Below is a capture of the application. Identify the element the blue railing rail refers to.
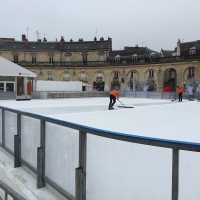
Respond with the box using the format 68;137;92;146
1;105;200;200
0;180;26;200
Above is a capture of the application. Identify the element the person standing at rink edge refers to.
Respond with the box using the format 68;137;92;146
176;86;184;102
109;88;120;110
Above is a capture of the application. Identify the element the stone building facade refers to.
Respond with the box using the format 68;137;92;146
0;35;200;92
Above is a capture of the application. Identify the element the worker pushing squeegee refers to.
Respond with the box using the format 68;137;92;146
108;88;134;110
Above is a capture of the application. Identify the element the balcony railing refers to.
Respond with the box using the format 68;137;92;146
16;54;200;68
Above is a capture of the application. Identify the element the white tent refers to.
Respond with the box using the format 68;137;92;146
0;56;36;77
0;56;37;100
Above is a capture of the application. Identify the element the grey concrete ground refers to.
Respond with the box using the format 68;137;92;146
0;147;67;200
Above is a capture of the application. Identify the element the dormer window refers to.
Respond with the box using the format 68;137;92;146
115;55;120;62
150;52;156;58
190;47;196;55
132;54;138;61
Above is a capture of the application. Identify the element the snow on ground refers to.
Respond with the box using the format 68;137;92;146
0;97;200;200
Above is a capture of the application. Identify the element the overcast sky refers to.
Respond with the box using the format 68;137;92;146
1;0;200;51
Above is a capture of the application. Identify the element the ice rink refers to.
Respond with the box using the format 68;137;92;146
1;97;200;200
1;97;200;143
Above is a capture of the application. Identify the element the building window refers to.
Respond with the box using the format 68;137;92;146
79;73;87;82
49;56;54;64
0;83;4;91
189;47;196;55
47;72;53;81
6;83;14;92
0;82;15;92
131;71;136;78
13;55;18;63
32;56;37;64
188;67;195;78
99;55;104;62
63;73;70;81
96;76;102;82
149;70;154;78
114;71;119;79
65;56;71;63
79;77;87;82
82;55;87;64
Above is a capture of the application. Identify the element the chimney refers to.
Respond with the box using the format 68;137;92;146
22;34;27;41
43;37;47;42
108;37;112;51
22;34;28;47
60;36;65;42
60;36;65;46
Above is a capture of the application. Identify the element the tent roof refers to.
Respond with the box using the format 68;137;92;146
0;56;37;78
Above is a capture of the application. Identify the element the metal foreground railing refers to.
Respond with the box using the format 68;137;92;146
1;105;200;200
0;180;26;200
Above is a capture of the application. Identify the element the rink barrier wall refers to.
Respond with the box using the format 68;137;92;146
1;106;200;200
31;90;199;101
1;91;199;102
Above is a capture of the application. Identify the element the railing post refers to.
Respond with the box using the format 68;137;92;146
172;149;179;200
75;129;87;200
14;113;21;168
37;120;45;188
